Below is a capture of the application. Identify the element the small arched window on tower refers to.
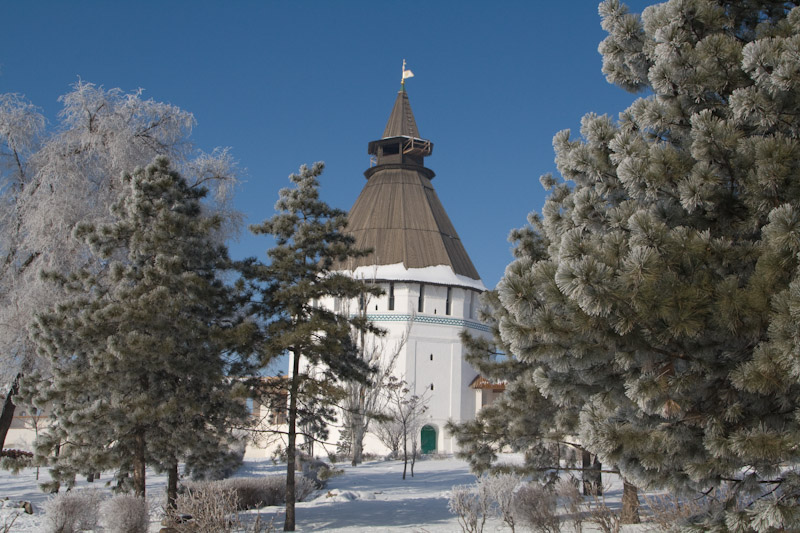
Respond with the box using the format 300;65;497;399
388;282;395;311
418;283;425;313
430;383;434;391
445;287;452;315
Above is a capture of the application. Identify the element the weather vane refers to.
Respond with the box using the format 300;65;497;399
401;59;414;88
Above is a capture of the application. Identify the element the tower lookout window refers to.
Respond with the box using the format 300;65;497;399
445;287;452;315
418;283;425;313
388;282;395;311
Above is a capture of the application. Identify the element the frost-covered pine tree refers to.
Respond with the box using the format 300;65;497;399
447;291;572;477
239;162;380;531
493;0;800;529
0;82;239;449
447;289;604;497
22;157;251;508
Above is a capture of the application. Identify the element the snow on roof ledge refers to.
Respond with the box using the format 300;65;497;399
341;263;487;291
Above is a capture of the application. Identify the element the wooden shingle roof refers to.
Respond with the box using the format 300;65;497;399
382;89;420;139
342;90;482;282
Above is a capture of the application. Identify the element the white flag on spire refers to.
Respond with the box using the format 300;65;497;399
402;68;414;80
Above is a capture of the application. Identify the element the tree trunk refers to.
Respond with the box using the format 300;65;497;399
351;409;365;467
167;459;178;511
132;430;146;498
581;449;592;495
401;433;408;480
592;455;602;496
621;479;640;524
0;374;22;450
581;450;602;496
351;323;368;467
284;351;301;531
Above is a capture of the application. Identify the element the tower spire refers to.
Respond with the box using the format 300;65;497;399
343;82;482;283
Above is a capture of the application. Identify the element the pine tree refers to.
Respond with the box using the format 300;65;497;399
447;290;598;492
490;1;800;529
22;157;251;507
239;162;380;531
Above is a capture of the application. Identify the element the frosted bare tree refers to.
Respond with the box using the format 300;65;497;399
341;283;411;466
0;82;240;449
382;376;429;480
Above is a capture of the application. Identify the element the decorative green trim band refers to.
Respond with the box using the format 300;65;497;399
364;313;491;333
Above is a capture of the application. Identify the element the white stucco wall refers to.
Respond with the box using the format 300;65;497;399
310;269;492;455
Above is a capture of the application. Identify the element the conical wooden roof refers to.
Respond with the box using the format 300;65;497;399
382;89;420;139
343;90;481;283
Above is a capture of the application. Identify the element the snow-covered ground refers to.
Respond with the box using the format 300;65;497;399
0;455;650;532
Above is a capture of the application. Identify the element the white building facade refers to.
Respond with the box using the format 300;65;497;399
319;85;493;455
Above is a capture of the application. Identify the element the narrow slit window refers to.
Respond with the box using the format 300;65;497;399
445;287;452;315
430;383;434;391
430;353;433;361
418;283;425;313
388;282;395;311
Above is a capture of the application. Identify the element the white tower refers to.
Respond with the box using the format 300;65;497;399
338;83;491;453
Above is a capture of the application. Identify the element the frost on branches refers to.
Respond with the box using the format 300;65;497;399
22;158;251;508
468;1;800;530
0;82;240;448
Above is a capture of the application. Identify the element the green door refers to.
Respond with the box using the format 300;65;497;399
421;425;436;454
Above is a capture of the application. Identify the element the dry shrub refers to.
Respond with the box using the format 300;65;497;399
170;481;287;533
1;512;20;533
485;473;522;532
582;486;620;533
448;480;492;533
42;489;102;533
556;477;585;532
100;493;149;533
642;490;736;532
171;484;240;533
317;466;344;483
182;475;315;513
513;482;561;533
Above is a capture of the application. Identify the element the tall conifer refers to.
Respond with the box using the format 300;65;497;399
240;162;380;531
24;157;251;507
473;1;800;529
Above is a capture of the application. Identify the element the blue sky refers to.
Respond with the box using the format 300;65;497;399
2;0;654;289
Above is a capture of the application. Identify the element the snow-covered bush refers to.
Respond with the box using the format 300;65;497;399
184;475;315;511
448;479;492;533
555;478;584;532
484;473;522;532
513;482;560;533
317;466;344;484
42;489;102;533
171;485;239;533
299;456;339;489
99;493;149;533
221;478;282;509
